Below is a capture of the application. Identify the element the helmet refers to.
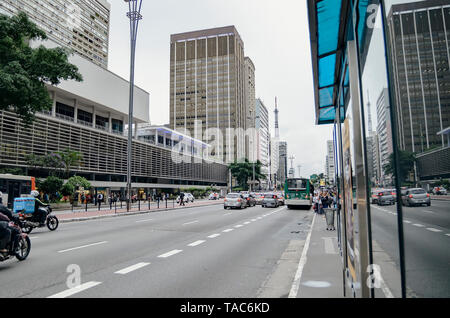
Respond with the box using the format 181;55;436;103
30;190;40;198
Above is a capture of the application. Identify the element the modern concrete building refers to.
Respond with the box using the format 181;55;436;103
0;0;111;69
325;140;335;183
244;57;256;161
255;98;270;189
0;37;228;200
376;88;393;186
277;141;287;187
169;26;247;163
388;0;450;154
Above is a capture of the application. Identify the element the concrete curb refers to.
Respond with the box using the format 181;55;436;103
58;201;224;223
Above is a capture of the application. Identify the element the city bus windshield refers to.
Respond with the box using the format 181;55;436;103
286;179;307;190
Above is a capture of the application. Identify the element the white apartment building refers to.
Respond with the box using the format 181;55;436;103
255;98;270;189
325;140;335;183
0;0;110;68
376;88;393;186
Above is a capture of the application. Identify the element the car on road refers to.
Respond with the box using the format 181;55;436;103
254;193;265;205
224;193;246;209
262;194;279;208
276;193;285;206
432;187;448;195
242;193;256;207
402;188;430;207
371;190;382;204
377;190;395;206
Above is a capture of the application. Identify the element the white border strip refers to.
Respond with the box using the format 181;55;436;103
288;213;316;298
58;241;108;253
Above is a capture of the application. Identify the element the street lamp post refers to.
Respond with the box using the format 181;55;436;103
125;0;143;211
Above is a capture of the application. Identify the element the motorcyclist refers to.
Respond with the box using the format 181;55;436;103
0;191;20;260
30;190;49;226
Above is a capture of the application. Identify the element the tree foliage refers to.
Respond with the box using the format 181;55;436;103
228;159;265;191
0;12;82;124
60;176;91;197
37;176;63;201
25;149;83;177
383;150;415;185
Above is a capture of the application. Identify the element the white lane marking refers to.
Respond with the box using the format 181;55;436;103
182;220;198;226
422;210;435;214
289;213;316;298
115;262;150;274
322;237;337;254
412;224;424;227
235;224;243;228
58;241;108;253
188;240;206;247
446;234;450;237
29;236;39;239
426;228;442;233
223;229;233;233
403;220;411;224
47;281;102;298
251;219;257;221
208;234;220;238
379;274;394;298
136;218;153;223
223;213;232;216
158;249;183;258
244;222;250;225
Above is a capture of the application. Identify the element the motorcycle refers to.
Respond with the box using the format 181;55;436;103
18;205;59;234
0;218;31;262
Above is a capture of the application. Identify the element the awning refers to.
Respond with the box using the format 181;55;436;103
307;0;375;125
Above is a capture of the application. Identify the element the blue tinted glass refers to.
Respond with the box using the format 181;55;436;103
319;87;334;107
319;53;336;88
319;106;335;123
317;0;343;56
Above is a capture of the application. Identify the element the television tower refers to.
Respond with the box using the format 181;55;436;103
274;97;279;138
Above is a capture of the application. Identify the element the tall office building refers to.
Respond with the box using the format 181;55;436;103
0;0;110;69
388;0;450;154
244;57;256;161
278;141;287;187
255;98;270;188
169;26;247;163
325;140;335;183
376;88;393;185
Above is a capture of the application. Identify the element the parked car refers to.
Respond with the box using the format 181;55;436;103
402;188;430;207
224;193;246;209
433;187;448;195
262;193;279;208
276;193;285;206
242;193;256;207
377;190;395;206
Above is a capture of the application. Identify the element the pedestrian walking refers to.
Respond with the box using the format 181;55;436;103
179;192;185;206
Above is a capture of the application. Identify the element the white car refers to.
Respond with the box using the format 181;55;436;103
177;193;194;203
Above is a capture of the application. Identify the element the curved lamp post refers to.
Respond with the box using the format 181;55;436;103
125;0;143;211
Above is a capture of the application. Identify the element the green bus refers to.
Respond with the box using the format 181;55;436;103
284;178;313;209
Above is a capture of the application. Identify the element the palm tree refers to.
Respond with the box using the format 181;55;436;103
56;148;83;178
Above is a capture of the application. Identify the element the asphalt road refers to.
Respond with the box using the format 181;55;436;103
370;199;450;298
0;203;312;298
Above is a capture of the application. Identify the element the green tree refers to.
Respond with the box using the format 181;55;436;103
383;150;415;185
60;176;91;200
37;176;63;201
56;148;83;178
228;159;265;191
0;12;82;124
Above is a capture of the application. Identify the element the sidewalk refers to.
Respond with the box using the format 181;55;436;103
55;199;224;223
430;195;450;201
293;211;344;298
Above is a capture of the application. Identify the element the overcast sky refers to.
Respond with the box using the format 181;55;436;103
107;0;334;178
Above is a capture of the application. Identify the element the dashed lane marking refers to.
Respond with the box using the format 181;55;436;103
58;241;108;253
114;262;150;275
188;240;205;247
158;249;183;258
47;281;102;298
426;228;442;233
412;224;424;227
207;234;220;238
223;229;233;233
